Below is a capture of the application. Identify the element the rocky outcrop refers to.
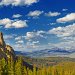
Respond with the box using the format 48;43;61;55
0;32;6;47
0;32;15;60
0;32;34;70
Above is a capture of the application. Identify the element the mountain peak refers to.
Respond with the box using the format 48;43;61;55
0;32;5;46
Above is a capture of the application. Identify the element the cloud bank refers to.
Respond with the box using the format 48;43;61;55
49;23;75;37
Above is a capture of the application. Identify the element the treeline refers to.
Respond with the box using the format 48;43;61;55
0;57;75;75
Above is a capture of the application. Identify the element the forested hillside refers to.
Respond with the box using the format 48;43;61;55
0;57;75;75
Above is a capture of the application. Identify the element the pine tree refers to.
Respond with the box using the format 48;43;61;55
0;60;2;75
22;66;28;75
1;58;8;75
7;57;15;75
15;56;23;75
33;66;37;75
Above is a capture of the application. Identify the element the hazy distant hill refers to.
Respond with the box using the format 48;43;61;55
15;48;75;58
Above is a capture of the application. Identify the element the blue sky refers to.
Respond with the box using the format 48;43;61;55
0;0;75;52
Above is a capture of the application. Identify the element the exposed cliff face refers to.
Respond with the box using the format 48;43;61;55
0;32;15;60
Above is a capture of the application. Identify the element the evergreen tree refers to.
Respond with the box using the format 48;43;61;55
7;57;15;75
15;56;23;75
1;58;8;75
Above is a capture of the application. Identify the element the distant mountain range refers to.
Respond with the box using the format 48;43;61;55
15;48;75;58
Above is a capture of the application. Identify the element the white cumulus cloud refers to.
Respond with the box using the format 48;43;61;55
45;12;61;17
57;13;75;23
28;10;43;17
0;0;39;6
12;14;22;18
0;18;28;28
